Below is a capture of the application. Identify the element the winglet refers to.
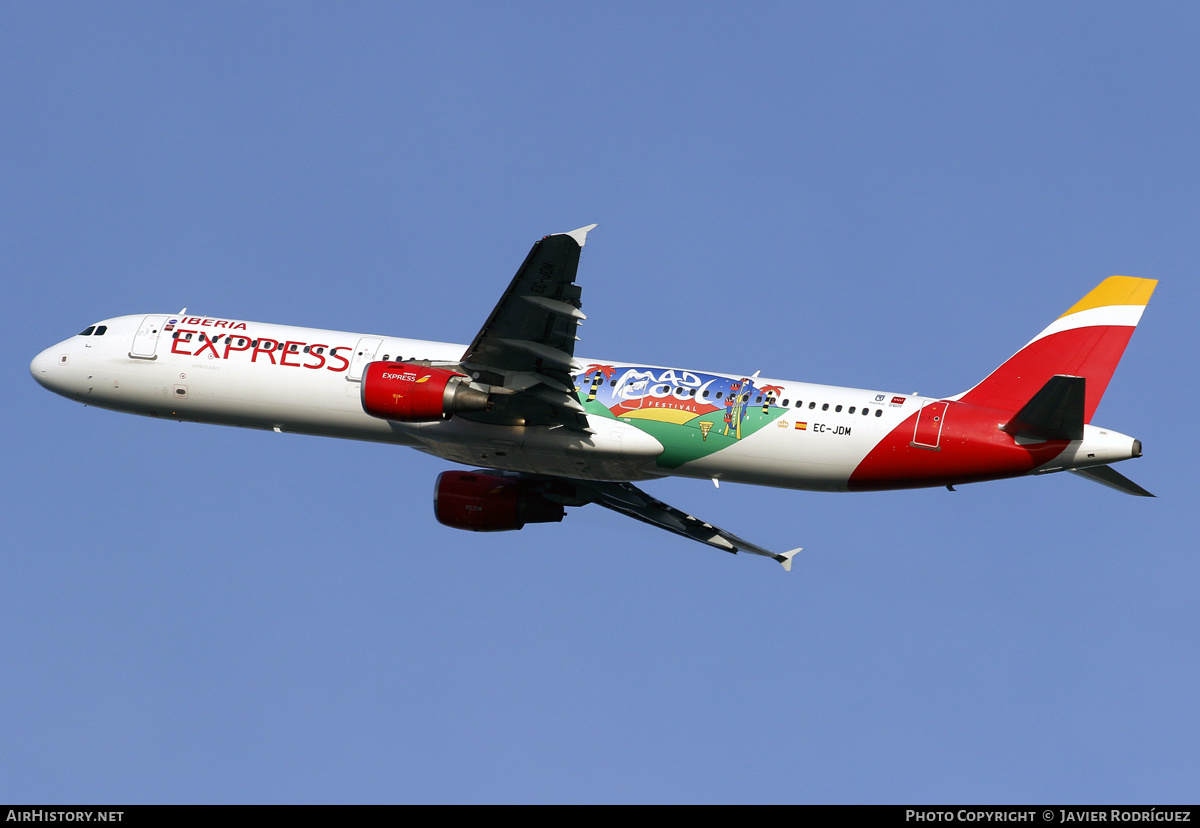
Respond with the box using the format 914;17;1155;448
561;224;598;247
774;548;802;572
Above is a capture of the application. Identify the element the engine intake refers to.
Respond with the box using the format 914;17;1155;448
361;361;489;422
434;471;566;532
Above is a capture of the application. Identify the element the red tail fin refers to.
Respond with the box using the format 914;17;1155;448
958;276;1157;421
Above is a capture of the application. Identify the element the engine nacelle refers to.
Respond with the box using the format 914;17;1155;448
434;471;566;532
361;362;489;422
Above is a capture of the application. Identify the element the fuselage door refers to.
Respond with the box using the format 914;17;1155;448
347;336;384;381
912;400;948;450
129;315;171;360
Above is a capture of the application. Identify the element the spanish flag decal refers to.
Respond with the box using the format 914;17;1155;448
795;422;807;430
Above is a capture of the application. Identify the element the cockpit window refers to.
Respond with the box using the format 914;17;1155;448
79;326;96;336
95;325;107;335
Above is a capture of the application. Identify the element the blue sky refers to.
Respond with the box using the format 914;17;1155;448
3;2;1198;803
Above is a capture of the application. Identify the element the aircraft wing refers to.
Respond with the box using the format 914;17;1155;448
459;225;597;430
573;479;801;570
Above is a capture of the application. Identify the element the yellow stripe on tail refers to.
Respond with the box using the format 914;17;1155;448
1059;276;1157;318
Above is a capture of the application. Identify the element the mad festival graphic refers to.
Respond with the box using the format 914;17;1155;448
574;364;787;468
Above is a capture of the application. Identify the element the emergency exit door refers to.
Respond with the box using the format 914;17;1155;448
912;401;948;450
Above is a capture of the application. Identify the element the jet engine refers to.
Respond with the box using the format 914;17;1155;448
361;361;490;422
434;471;566;532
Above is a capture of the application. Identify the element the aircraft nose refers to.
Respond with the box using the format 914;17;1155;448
30;344;71;395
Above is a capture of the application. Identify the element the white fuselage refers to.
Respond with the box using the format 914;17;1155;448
31;312;1141;493
31;313;927;490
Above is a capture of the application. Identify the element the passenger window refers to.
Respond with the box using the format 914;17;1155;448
835;405;842;413
809;401;816;409
755;396;762;403
716;392;723;399
794;400;802;408
849;406;856;414
304;346;311;353
875;409;882;417
822;403;829;411
782;399;789;407
863;407;870;416
702;390;709;398
79;326;95;336
610;380;616;387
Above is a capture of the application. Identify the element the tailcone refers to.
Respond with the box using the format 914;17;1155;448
1054;424;1142;472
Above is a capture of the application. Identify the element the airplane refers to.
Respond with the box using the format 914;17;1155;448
30;225;1156;570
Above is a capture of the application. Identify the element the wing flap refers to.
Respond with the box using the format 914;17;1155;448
459;226;597;430
462;227;591;378
578;480;801;569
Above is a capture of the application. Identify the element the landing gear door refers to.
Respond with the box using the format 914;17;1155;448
129;315;171;359
347;336;384;381
912;400;948;450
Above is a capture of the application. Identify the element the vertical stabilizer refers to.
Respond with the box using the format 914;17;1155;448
958;276;1156;420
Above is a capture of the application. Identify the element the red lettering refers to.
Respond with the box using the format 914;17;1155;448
201;319;213;327
214;320;227;329
304;344;327;370
224;336;251;359
233;322;246;330
194;334;221;359
279;341;304;367
327;346;350;373
252;338;279;364
171;330;195;356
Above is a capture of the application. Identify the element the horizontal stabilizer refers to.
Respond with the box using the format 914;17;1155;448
1002;375;1085;441
1070;464;1155;497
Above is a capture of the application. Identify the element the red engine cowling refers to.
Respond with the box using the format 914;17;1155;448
434;471;566;532
361;361;489;422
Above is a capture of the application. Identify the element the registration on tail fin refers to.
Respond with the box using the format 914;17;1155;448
959;276;1157;420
